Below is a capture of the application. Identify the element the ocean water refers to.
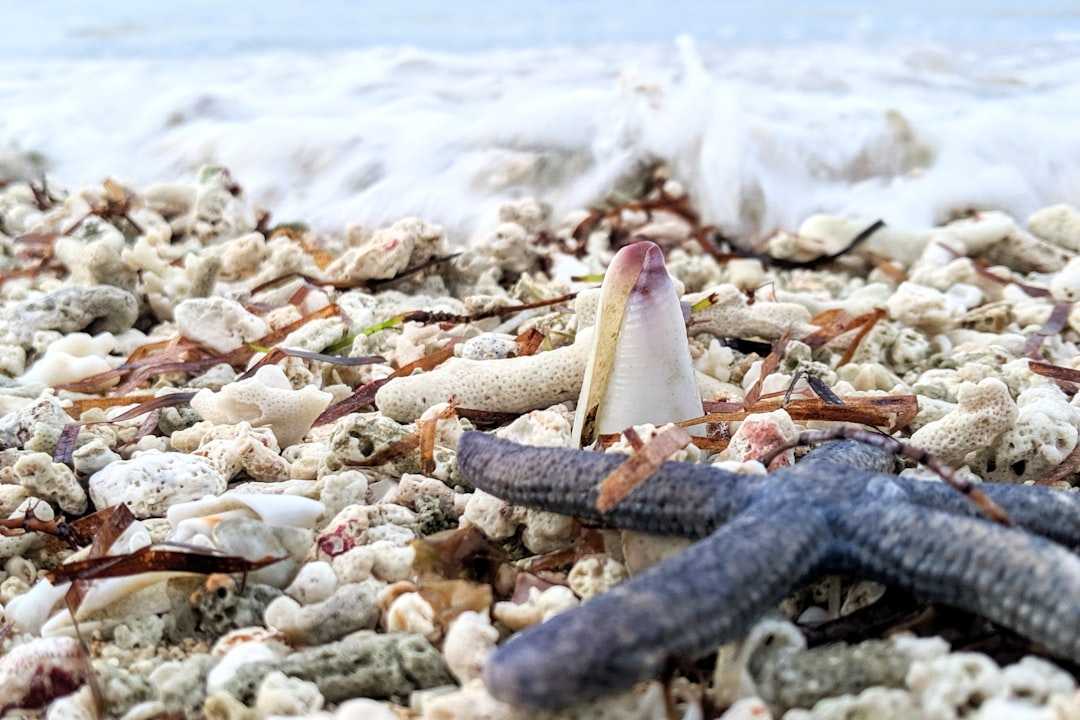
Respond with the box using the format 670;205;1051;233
2;2;1079;242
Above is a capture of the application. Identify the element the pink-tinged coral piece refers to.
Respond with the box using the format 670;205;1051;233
0;637;88;714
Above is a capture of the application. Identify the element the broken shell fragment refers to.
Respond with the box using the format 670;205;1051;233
572;241;704;445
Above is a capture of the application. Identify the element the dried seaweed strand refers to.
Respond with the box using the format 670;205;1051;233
596;425;692;513
743;219;886;270
1021;302;1071;360
758;427;1012;526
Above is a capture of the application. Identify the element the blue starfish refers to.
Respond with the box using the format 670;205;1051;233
456;431;1080;710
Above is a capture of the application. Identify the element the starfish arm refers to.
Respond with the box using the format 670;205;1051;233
482;502;832;709
889;475;1080;551
830;500;1080;665
457;431;750;538
796;439;896;474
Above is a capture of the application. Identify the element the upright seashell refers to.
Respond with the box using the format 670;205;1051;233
572;241;704;445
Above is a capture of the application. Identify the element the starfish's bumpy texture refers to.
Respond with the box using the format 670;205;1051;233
457;431;1080;710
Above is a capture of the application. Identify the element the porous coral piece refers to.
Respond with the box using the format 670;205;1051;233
173;297;269;354
375;338;589;423
190;364;333;448
7;451;86;514
7;285;138;348
190;421;291;482
750;637;912;715
222;632;454;705
264;579;382;644
324;217;445;283
909;378;1017;466
785;687;918;720
567;554;629;600
88;450;226;518
970;385;1080;483
906;652;1004;720
886;282;965;335
254;671;325;717
1028;203;1080;252
688;284;815;341
936;210;1074;274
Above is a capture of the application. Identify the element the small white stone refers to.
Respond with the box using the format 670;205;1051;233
442;611;499;684
285;560;338;604
492;585;578;632
383;590;440;641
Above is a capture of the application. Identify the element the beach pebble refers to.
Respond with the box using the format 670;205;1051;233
190;364;333;448
1049;257;1080;302
190;421;291;482
721;409;798;468
324;217;445;283
222;632;454;705
7;285;138;348
70;436;120;475
0;636;87;714
88;450;226;519
1028;203;1080;253
254;671;325;716
265;579;382;645
174;297;269;354
0;394;75;454
284;560;338;604
335;698;401;720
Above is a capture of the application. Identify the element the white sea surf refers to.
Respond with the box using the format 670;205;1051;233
2;1;1079;242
